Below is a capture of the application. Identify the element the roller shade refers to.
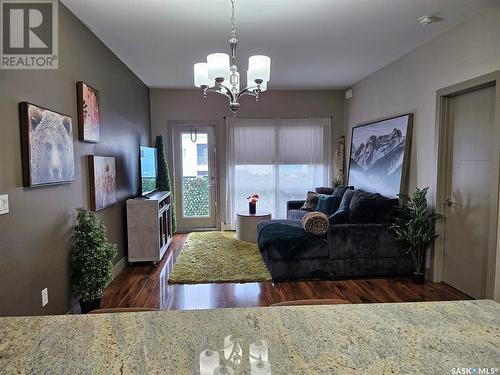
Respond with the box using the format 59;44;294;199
230;119;276;164
225;117;332;229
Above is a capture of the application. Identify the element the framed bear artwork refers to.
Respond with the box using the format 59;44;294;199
19;102;75;187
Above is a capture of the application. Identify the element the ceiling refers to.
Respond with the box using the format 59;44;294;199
62;0;492;89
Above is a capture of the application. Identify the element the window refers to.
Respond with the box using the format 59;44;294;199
226;118;331;228
197;144;208;166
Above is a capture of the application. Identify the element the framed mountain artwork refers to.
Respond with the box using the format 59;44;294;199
77;82;100;143
19;102;75;187
347;113;413;197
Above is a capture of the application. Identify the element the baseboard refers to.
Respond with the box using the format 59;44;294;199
426;266;433;281
176;228;217;233
111;256;127;279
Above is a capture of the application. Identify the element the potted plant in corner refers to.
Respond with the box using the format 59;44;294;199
70;207;117;313
390;187;443;284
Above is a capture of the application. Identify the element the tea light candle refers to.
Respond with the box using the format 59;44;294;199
250;359;271;375
199;349;219;375
214;365;235;375
249;340;268;364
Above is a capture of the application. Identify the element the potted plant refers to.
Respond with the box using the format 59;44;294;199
70;207;117;313
390;187;443;284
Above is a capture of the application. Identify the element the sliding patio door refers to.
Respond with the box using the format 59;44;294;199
173;126;217;230
226;118;331;229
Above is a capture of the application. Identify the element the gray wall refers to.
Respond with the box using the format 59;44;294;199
0;3;151;316
346;4;500;201
345;4;500;283
150;89;345;227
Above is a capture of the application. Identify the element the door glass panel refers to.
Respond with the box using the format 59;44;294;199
181;132;210;217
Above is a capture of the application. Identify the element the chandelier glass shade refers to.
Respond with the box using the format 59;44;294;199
193;0;271;115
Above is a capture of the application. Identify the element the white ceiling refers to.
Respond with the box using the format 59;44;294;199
62;0;492;89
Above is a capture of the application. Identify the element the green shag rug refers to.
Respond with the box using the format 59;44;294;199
168;231;272;284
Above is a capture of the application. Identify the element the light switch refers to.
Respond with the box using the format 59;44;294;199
0;195;8;215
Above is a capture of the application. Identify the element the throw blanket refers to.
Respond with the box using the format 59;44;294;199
257;222;327;261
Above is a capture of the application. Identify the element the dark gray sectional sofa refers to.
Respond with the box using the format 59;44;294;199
257;187;413;281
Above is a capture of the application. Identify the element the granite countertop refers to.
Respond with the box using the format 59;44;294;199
0;300;499;374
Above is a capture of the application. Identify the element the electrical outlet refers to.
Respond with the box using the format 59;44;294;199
0;194;8;215
41;288;48;307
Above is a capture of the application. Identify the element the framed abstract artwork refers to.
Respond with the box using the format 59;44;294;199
19;102;75;187
347;113;413;197
77;81;100;143
88;156;117;211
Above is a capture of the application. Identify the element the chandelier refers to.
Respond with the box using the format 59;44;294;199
193;0;271;115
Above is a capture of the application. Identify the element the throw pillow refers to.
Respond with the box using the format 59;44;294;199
315;195;339;216
300;191;319;211
373;194;400;223
302;211;329;236
328;208;348;225
349;191;380;223
332;186;354;201
338;189;358;212
315;187;335;195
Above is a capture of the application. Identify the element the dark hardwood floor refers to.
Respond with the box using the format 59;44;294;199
101;233;471;310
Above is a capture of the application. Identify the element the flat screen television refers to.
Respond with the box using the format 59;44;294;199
140;146;158;196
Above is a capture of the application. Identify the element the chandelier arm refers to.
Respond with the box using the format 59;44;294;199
217;82;237;101
204;85;231;100
236;87;259;100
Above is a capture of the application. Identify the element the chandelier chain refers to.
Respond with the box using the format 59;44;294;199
230;0;236;39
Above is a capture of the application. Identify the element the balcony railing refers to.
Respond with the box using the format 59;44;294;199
182;176;209;217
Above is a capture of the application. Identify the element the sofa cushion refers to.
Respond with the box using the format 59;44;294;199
328;207;348;225
349;191;380;223
328;223;403;259
315;195;339;216
300;191;319;211
315;187;335;195
287;209;309;221
374;195;399;223
349;192;399;224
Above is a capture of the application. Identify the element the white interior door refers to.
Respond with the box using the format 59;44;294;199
442;84;497;298
173;126;216;230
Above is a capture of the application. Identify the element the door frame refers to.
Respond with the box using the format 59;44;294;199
170;121;218;232
434;70;500;300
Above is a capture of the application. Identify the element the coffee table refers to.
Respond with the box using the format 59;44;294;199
236;211;272;243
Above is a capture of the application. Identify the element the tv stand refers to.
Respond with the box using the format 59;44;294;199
126;191;173;264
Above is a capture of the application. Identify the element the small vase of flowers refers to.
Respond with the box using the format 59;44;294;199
247;194;259;214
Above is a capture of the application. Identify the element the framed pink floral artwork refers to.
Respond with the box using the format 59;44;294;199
88;155;117;211
77;81;100;143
